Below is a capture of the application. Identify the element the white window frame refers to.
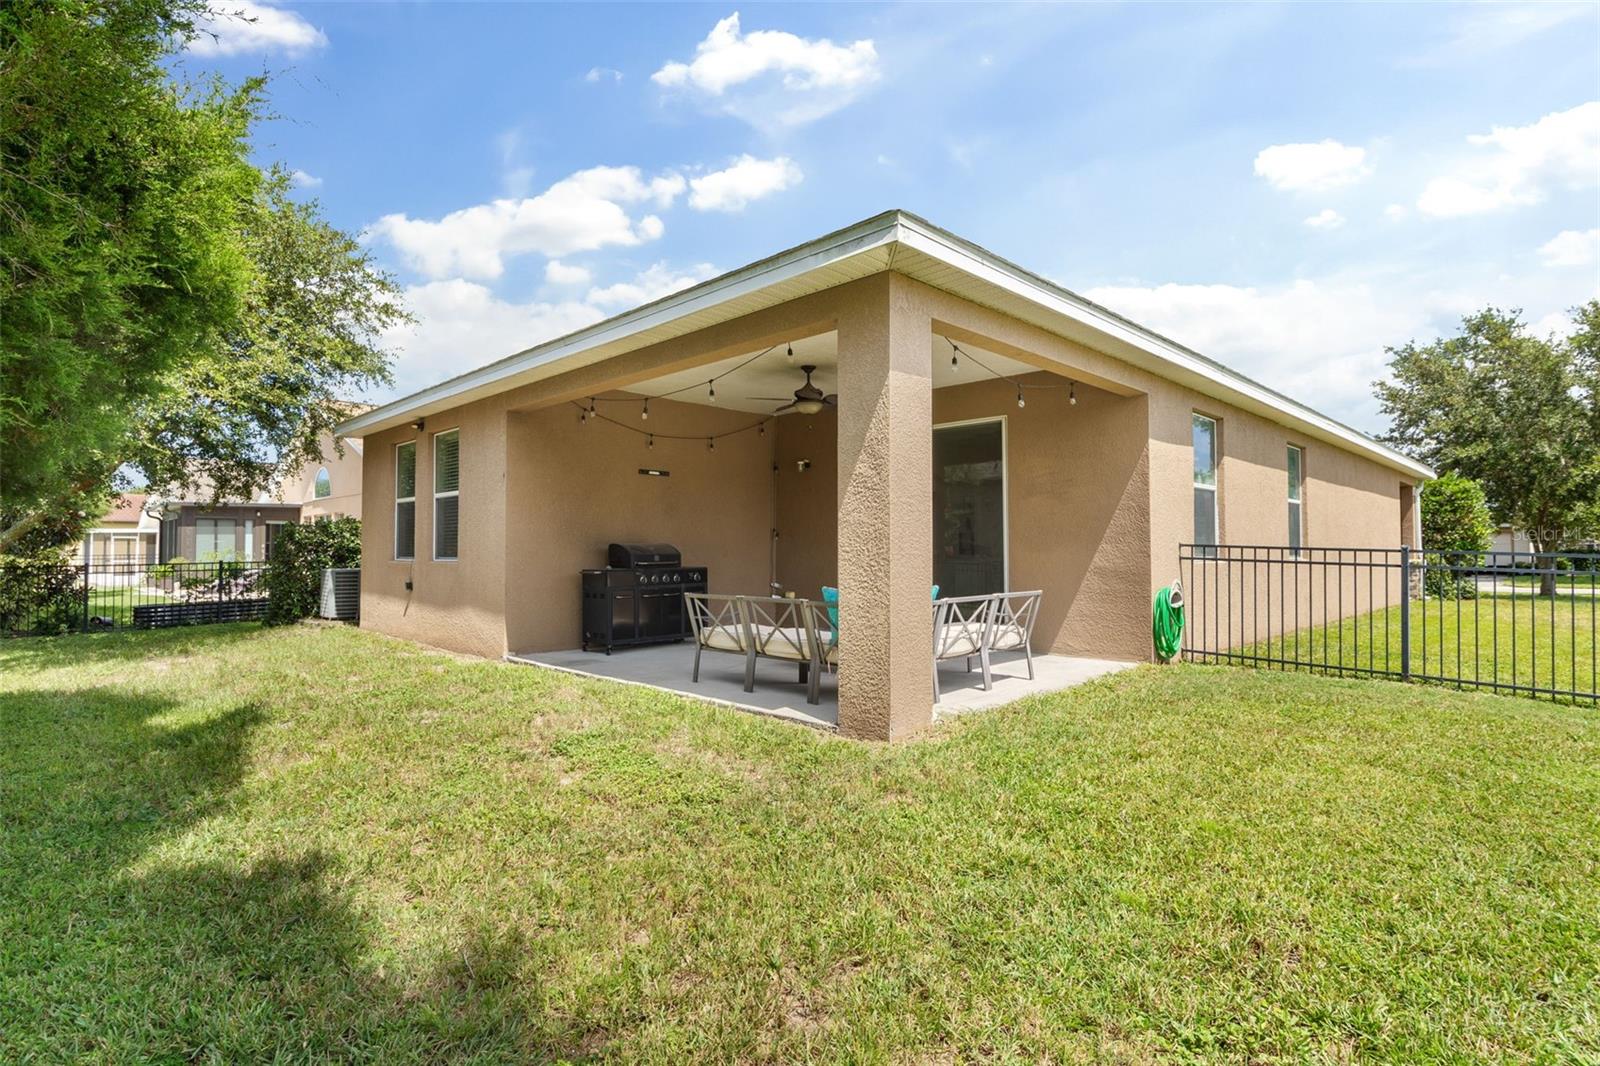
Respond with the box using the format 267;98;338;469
1192;413;1220;549
1286;443;1305;555
432;428;459;562
313;466;332;500
394;440;416;561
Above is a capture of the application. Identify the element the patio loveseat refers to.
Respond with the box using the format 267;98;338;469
685;590;1042;707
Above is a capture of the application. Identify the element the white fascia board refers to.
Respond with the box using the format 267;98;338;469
337;211;904;439
891;214;1433;481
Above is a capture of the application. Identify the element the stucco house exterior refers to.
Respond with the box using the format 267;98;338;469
337;211;1431;741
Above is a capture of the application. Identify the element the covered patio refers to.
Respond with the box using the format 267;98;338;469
499;270;1154;739
508;644;1137;731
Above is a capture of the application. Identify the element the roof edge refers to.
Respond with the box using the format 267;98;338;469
339;209;1432;481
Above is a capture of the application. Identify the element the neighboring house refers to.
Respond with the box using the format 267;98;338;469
149;494;302;563
337;211;1433;740
1488;524;1533;567
71;493;159;569
281;430;365;521
107;430;363;564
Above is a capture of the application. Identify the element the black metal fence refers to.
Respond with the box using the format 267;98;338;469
0;559;270;637
1178;544;1599;706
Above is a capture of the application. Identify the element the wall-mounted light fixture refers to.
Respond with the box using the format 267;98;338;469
412;418;426;431
795;458;812;473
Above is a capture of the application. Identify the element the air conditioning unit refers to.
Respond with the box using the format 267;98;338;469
319;567;360;621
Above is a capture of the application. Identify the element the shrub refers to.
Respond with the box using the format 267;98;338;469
0;557;82;635
1421;474;1494;599
262;518;361;625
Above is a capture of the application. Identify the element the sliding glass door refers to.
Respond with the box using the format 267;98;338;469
933;418;1007;598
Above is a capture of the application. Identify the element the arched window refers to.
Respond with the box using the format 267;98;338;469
313;467;331;499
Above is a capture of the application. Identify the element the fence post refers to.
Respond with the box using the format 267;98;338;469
80;564;90;633
217;560;225;612
1399;545;1411;682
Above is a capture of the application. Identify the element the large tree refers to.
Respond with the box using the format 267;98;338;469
1376;303;1600;595
0;0;401;554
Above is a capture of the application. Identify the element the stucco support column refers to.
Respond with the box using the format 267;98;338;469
835;274;934;741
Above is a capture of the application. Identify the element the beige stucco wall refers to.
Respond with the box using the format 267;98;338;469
502;394;772;654
360;398;510;659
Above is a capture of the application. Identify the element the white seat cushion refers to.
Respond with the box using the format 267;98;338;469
934;631;981;659
989;622;1028;651
700;625;746;653
751;624;810;661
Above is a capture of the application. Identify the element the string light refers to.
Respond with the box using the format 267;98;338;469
641;399;649;421
951;347;959;371
647;433;654;449
707;437;715;451
588;397;597;418
786;344;794;362
708;381;716;403
1016;387;1025;409
1069;381;1077;406
758;422;765;436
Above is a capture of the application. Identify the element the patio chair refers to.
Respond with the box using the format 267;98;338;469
742;596;825;705
932;594;994;702
983;590;1043;682
684;592;754;692
799;599;838;705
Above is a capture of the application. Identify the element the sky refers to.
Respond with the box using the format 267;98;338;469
178;1;1600;435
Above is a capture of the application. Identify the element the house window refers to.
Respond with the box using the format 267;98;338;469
314;467;331;499
1192;414;1219;548
395;441;416;560
433;429;459;561
1287;444;1305;553
195;518;237;560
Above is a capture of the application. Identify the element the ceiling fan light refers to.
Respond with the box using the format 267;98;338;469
794;399;825;415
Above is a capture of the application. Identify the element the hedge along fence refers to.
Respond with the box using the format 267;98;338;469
262;518;362;625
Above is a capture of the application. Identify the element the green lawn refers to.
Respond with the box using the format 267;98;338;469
3;625;1597;1062
85;585;174;627
1236;594;1597;702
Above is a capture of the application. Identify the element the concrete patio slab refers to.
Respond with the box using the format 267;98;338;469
506;644;1138;732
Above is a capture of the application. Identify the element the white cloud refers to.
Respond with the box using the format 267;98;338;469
1083;278;1430;428
1417;101;1600;217
365;165;686;280
1253;140;1372;192
544;260;593;286
289;169;322;189
687;155;803;212
586;262;719;310
378;263;722;396
188;1;327;57
1539;228;1600;268
1406;3;1591;66
1303;208;1346;230
652;12;880;128
380;280;606;394
1384;203;1408;221
585;66;623;83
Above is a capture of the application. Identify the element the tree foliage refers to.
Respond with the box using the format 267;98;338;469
1376;303;1600;594
1419;473;1493;599
0;0;402;553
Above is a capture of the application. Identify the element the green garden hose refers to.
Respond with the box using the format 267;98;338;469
1152;584;1184;662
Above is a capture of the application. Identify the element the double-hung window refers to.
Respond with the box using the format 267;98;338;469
395;441;416;560
433;429;459;561
1286;444;1305;554
1192;413;1219;550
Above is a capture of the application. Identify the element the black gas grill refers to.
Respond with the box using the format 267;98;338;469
581;543;707;653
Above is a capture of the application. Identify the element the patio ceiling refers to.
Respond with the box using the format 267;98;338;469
621;331;1045;414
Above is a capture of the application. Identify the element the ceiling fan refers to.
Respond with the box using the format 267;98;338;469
753;364;837;415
